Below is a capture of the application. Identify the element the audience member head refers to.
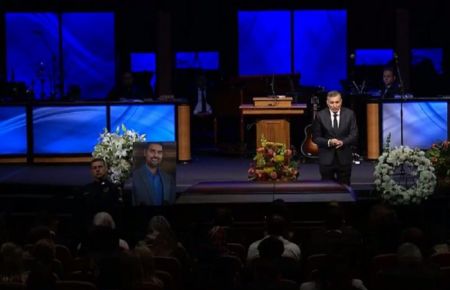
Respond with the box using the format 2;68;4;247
93;211;116;229
32;239;55;264
257;236;284;260
397;242;422;265
401;227;428;255
266;214;287;237
146;215;177;253
90;158;108;181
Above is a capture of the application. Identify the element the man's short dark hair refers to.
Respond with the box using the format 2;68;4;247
91;158;106;166
146;142;164;150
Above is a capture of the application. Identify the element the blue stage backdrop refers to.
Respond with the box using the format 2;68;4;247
238;11;291;76
0;106;27;155
412;48;443;75
176;52;220;70
130;52;157;93
6;12;115;100
62;13;115;99
355;49;394;66
383;101;447;149
238;10;347;90
33;106;107;154
294;10;347;90
6;13;59;100
110;104;175;142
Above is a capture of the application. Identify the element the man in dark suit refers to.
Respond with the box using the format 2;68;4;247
312;91;358;185
132;143;176;206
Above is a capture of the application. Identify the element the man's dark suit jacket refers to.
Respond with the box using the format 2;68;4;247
132;165;176;206
312;107;358;166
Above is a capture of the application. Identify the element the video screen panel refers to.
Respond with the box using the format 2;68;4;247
33;106;107;154
110;104;175;142
383;101;447;149
0;106;27;155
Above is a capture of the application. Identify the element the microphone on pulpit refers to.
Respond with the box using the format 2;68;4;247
269;73;276;98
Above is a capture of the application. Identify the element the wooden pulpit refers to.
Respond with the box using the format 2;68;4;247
239;97;306;148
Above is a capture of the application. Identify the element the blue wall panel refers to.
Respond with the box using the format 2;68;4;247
0;106;27;155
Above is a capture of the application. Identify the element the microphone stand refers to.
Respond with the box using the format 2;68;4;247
394;53;406;146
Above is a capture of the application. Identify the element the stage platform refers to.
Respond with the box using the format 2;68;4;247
0;154;376;204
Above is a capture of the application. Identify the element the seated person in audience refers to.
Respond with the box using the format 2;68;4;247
142;215;186;259
378;242;442;290
247;214;301;262
92;212;129;251
300;254;368;290
381;67;401;99
31;239;64;280
133;244;164;288
108;71;154;101
132;143;176;206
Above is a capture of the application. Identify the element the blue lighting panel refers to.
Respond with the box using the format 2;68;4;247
6;13;59;100
238;11;291;76
355;49;394;66
131;52;156;72
0;106;27;155
383;102;447;148
130;52;157;90
33;106;107;154
412;48;443;74
110;105;175;142
176;52;219;70
62;13;115;100
294;10;347;90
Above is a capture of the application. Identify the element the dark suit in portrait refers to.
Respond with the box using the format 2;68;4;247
132;164;176;206
312;91;358;185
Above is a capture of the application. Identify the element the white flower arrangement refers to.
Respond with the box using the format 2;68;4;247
92;124;146;184
374;145;437;205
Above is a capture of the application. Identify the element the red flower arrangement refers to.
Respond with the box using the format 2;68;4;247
248;136;299;182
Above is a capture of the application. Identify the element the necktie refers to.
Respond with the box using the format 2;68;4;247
333;112;338;128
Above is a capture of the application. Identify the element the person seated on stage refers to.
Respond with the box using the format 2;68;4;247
107;71;154;101
132;143;176;206
381;67;401;99
247;214;301;263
